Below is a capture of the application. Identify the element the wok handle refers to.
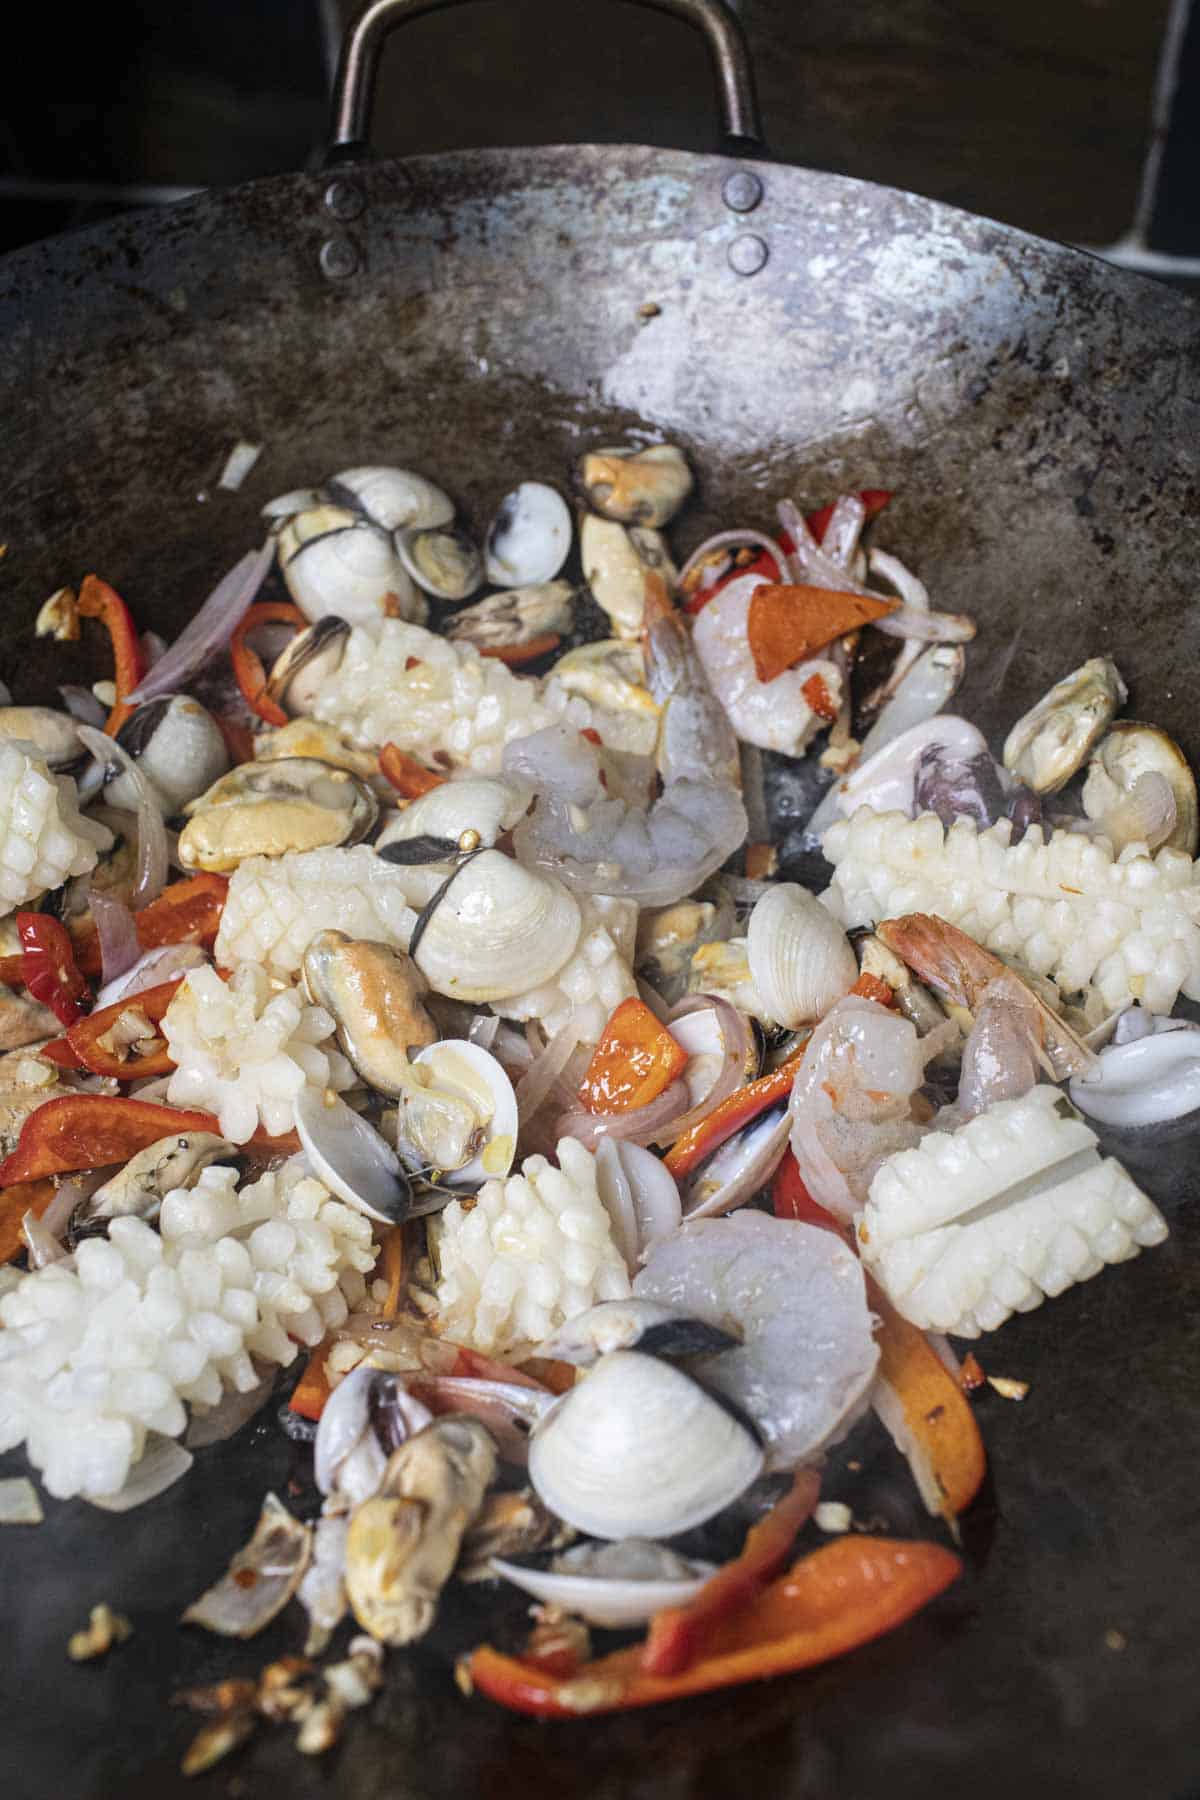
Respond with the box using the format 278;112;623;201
328;0;762;159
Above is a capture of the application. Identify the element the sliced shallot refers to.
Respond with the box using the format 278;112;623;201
88;1434;194;1512
126;542;274;704
90;891;141;987
77;725;169;907
553;1078;689;1152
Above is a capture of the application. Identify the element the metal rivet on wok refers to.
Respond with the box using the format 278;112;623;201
727;233;768;277
320;236;360;280
722;170;763;214
324;179;366;222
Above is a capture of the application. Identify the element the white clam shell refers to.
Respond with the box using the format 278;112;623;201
396;526;483;602
409;1039;518;1184
746;883;858;1029
485;482;572;587
110;695;229;815
412;848;581;1004
680;1105;791;1221
280;514;424;627
488;1554;714;1628
331;466;454;532
293;1088;410;1224
1069;1027;1200;1127
376;776;533;853
527;1349;763;1540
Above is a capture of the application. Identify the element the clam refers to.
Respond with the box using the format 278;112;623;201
577;444;693;527
404;1040;518;1184
635;894;734;1006
327;466;455;532
0;706;82;770
74;1131;233;1234
293;1087;413;1225
445;581;575;649
408;848;581;1004
746;884;859;1029
680;1104;792;1221
110;696;229;816
484;482;572;588
178;758;378;871
1081;721;1198;856
302;930;437;1094
490;1541;716;1629
375;776;533;856
539;1298;739;1366
1002;656;1127;794
593;1138;682;1272
265;616;351;717
527;1349;763;1540
278;506;424;627
395;525;483;602
580;516;678;640
457;1489;573;1582
344;1417;497;1646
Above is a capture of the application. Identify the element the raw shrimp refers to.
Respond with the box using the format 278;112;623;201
508;577;747;906
954;970;1045;1119
634;1209;878;1469
787;993;955;1220
692;570;844;757
876;913;1095;1083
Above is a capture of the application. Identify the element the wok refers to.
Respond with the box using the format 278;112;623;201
1;2;1199;1795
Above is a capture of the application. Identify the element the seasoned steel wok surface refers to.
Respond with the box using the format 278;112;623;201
0;140;1198;1797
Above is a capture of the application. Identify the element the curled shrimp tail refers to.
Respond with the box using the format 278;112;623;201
642;572;740;788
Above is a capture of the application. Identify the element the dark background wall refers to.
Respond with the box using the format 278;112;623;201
0;0;1195;265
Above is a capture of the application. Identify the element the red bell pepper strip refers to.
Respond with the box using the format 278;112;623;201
132;873;229;952
477;634;562;666
63;977;183;1080
772;1154;986;1519
288;1335;336;1421
664;1041;808;1179
378;744;447;799
36;1037;84;1069
578;997;689;1115
463;1534;961;1717
229;601;307;727
848;971;896;1008
77;574;147;735
0;1179;58;1264
642;1469;821;1676
681;491;894;617
16;913;90;1027
0;1096;293;1186
746;583;900;684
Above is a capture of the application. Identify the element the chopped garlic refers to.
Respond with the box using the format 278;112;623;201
814;1501;853;1533
67;1603;132;1661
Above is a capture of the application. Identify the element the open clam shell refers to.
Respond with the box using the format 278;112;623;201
489;1545;716;1629
396;525;483;602
1002;656;1127;794
293;1088;412;1225
406;1039;518;1185
265;617;351;717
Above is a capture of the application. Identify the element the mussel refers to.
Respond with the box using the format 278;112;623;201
1081;720;1199;855
178;758;378;871
395;526;483;602
265;616;351;717
302;931;437;1095
1002;656;1127;794
580;515;677;640
577;444;693;527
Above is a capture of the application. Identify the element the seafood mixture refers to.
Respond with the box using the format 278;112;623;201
0;451;1187;1764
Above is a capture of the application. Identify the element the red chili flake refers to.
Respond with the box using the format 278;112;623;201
233;1568;260;1590
802;673;839;720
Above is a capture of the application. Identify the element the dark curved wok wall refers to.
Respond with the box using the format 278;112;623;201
0;145;1199;1798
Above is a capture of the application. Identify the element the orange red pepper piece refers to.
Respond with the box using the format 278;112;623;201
378;744;448;798
746;583;900;684
642;1469;821;1677
681;491;894;616
464;1534;961;1717
77;574;147;735
848;971;896;1008
15;913;90;1026
229;601;307;727
477;634;562;666
0;1180;58;1264
61;977;183;1080
0;1096;293;1186
288;1336;335;1421
0;875;231;990
664;1042;808;1179
578;997;688;1115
